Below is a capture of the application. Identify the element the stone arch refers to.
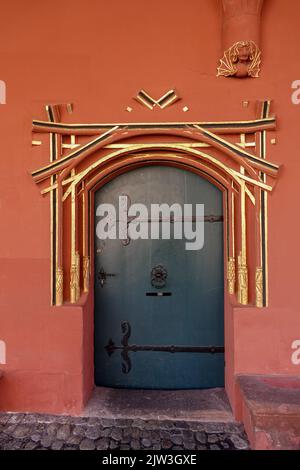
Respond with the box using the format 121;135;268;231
61;145;251;308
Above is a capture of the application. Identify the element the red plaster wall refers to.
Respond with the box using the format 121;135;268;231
0;0;300;415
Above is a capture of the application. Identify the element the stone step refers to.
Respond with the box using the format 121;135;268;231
238;374;300;450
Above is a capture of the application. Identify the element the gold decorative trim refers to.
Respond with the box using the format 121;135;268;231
105;138;255;150
75;252;80;301
50;170;54;305
237;255;248;305
83;256;90;293
47;105;56;306
255;267;263;308
231;190;235;259
238;180;248;305
105;142;211;149
70;185;79;303
55;267;64;306
259;100;271;307
70;253;80;303
227;257;236;295
71;186;76;262
70;264;78;304
240;182;247;266
217;41;261;78
264;189;269;306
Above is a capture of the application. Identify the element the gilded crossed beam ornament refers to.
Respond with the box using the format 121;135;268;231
135;89;180;110
31;101;280;308
32;126;119;183
193;125;279;177
32;124;279;186
32;116;276;136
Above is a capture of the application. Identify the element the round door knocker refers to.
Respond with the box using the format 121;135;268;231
151;264;168;289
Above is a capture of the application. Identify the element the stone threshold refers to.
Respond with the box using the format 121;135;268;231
82;387;236;423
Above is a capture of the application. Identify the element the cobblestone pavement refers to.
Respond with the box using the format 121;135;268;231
0;413;250;450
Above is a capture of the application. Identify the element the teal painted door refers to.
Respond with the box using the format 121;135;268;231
94;166;224;389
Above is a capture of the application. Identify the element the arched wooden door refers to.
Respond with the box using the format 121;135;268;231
94;166;224;389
